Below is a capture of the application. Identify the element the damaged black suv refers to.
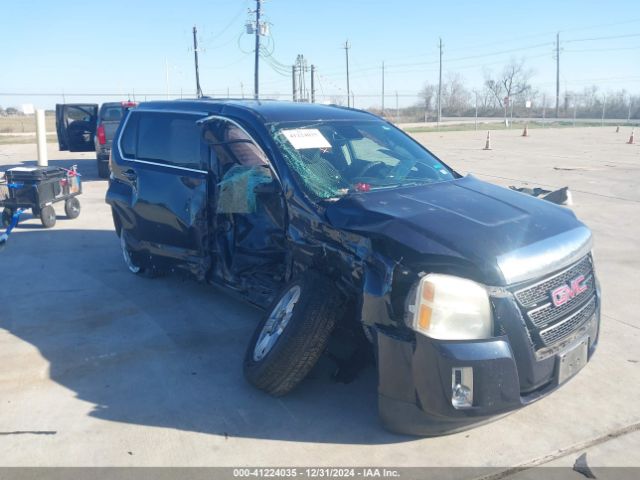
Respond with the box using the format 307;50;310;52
106;99;600;435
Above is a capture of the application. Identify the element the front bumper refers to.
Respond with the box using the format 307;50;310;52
376;293;600;436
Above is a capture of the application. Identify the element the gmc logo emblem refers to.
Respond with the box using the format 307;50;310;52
551;275;589;307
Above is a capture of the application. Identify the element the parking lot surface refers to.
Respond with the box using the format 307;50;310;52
0;127;639;470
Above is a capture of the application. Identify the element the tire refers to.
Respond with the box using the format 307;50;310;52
243;273;346;396
64;197;81;219
1;208;13;228
40;205;57;228
97;160;110;179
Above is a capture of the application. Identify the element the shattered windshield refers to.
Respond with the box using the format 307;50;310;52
270;120;455;199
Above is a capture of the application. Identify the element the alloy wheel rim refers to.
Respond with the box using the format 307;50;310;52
253;285;302;362
120;233;141;274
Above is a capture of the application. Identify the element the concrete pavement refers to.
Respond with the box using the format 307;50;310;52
0;127;638;470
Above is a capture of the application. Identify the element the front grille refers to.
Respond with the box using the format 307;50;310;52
510;254;597;349
527;274;595;328
513;255;593;308
539;296;596;345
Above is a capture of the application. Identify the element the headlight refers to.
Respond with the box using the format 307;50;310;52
407;273;492;340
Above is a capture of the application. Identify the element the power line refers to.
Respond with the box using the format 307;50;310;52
310;31;639;80
201;54;251;71
564;45;640;53
560;18;640;33
319;40;554;77
565;32;640;43
443;19;640;54
203;2;248;46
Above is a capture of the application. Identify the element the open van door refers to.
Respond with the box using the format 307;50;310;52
55;104;98;152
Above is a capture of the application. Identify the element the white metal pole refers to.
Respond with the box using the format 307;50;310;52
36;109;48;167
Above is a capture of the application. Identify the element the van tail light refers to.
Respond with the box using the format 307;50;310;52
97;125;106;145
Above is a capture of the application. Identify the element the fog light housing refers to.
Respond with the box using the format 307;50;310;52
452;367;474;409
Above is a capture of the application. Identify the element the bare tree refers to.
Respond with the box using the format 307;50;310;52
418;83;436;112
478;87;499;111
442;73;470;115
484;58;533;108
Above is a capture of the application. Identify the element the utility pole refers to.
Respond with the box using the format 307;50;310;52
437;38;443;127
254;0;262;99
555;32;560;118
310;64;316;103
381;61;385;116
193;26;203;98
292;65;297;102
344;40;351;107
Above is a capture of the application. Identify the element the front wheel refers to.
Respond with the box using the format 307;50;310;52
243;273;346;396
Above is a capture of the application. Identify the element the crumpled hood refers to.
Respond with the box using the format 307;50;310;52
324;176;590;285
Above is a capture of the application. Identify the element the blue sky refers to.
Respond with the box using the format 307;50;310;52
1;0;639;109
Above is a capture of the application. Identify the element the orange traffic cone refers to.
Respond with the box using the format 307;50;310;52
616;125;620;133
522;123;529;137
628;129;635;144
483;131;492;150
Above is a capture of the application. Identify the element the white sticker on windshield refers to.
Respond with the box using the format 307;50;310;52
281;128;331;150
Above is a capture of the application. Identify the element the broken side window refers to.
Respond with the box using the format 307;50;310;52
203;119;276;214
